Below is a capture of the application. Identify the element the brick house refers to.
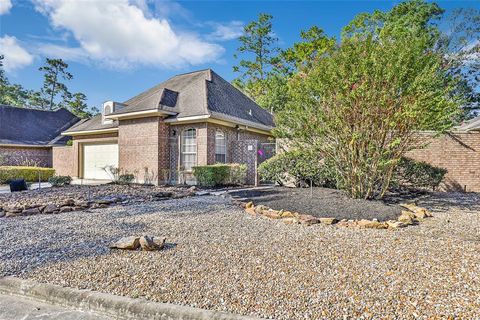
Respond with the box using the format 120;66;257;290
55;69;275;184
407;117;480;192
0;105;80;167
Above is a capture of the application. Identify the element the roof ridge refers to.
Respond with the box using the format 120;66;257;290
0;105;66;114
172;68;212;78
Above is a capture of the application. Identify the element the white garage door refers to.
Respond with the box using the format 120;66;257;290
83;143;119;180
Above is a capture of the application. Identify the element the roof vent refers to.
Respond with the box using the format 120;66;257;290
102;101;125;125
248;109;252;116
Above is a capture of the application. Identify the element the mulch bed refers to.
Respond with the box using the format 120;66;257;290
229;186;403;221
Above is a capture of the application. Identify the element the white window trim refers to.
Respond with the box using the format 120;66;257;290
180;128;197;172
214;129;227;163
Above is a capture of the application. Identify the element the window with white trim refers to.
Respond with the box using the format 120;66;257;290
215;130;226;163
181;129;197;171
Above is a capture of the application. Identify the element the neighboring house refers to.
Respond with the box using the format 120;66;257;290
55;69;275;184
407;116;480;192
0;105;80;167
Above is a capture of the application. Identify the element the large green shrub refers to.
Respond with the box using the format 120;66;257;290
48;175;72;187
0;166;55;184
227;163;247;185
394;157;447;191
193;163;247;187
258;149;334;187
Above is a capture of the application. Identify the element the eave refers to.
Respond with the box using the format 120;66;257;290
61;128;119;136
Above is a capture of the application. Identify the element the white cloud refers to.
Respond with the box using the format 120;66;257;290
0;0;12;15
0;35;34;72
32;0;224;69
209;21;244;41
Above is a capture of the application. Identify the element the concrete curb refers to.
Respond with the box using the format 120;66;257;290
0;277;261;320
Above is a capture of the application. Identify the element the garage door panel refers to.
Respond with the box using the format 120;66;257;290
83;143;118;180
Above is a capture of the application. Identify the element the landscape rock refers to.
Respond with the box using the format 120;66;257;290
386;220;407;229
245;207;256;216
357;219;388;229
245;201;254;209
21;208;41;216
110;236;141;250
400;203;433;218
43;204;59;214
139;235;166;251
319;217;338;225
263;210;282;219
60;199;75;207
59;206;73;213
398;213;415;225
4;206;22;214
254;205;269;215
298;214;320;226
282;217;300;224
280;211;296;218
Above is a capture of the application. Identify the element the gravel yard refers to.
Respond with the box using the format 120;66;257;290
1;194;479;319
230;187;403;221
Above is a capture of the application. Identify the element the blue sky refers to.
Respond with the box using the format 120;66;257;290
0;0;478;109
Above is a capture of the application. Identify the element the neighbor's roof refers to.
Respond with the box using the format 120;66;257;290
67;69;274;133
0;105;80;146
454;116;480;132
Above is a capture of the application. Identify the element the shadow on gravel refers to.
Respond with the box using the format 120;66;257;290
0;197;227;277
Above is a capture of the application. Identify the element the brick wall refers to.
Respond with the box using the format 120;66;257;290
52;146;75;176
0;146;52;167
118;117;169;184
406;131;480;192
169;122;272;185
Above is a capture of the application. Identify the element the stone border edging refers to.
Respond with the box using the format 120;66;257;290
232;199;433;230
0;277;260;320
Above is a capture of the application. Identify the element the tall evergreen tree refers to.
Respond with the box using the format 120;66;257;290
39;58;73;110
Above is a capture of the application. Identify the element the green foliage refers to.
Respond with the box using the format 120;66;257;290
118;173;135;185
192;163;247;187
66;139;73;146
193;164;230;187
233;13;280;109
394;157;447;190
48;175;72;187
275;3;461;199
227;163;247;185
258;149;334;187
67;92;94;118
281;26;336;72
39;58;73;110
0;166;55;184
1;55;97;115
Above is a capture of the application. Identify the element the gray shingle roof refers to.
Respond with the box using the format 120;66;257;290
454;116;480;132
69;69;274;133
62;114;118;134
0;105;80;146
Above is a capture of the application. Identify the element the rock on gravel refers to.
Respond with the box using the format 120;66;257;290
1;194;479;319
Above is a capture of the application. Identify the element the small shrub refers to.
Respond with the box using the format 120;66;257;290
0;166;55;184
394;157;447;190
228;163;247;185
192;163;248;187
193;164;231;187
118;173;135;185
66;139;73;146
48;175;72;187
258;149;334;187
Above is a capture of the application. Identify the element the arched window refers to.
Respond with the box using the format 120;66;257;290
215;130;226;163
181;129;197;171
